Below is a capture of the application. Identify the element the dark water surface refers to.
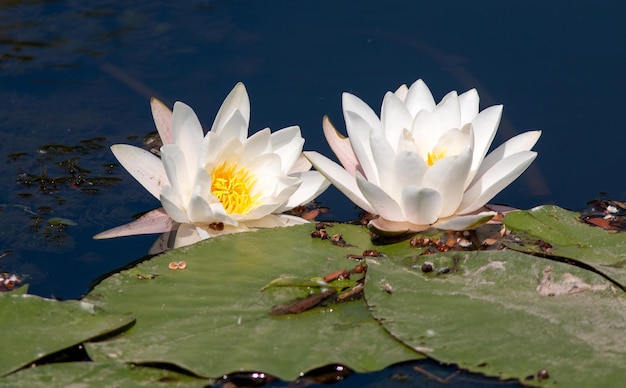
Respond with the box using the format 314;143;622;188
1;0;624;385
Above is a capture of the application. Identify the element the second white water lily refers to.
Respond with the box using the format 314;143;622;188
305;79;541;234
95;83;329;250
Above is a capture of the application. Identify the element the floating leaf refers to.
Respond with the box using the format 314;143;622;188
0;293;134;376
503;205;626;289
1;362;208;387
364;249;626;386
84;224;421;380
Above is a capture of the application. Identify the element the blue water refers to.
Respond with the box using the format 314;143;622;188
1;0;624;384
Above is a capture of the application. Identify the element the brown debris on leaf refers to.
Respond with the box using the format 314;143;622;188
581;198;626;231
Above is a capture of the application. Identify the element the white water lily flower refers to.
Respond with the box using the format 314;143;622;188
95;83;330;250
304;79;541;235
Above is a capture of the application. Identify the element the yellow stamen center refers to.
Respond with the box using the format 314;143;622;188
427;149;446;166
210;162;259;214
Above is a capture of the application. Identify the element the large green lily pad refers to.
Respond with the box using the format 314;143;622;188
84;224;422;380
0;292;134;376
503;205;626;289
364;249;626;386
0;362;208;387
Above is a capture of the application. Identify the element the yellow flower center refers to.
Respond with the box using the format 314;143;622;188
427;148;446;166
210;162;259;214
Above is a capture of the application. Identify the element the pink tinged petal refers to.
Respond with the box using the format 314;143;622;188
160;185;190;223
369;129;396;191
304;151;376;214
93;208;175;239
433;211;497;231
275;170;331;213
422;148;472;217
269;126;305;174
110;144;168;200
458;151;538;214
149;230;177;254
380;91;412;153
150;97;173;145
171;101;204;171
392;151;427;200
401;186;442;225
457;88;479;123
404;79;436;116
470;130;542;187
288;154;312;174
160;144;191;201
356;172;405;222
342;92;381;132
322;116;361;176
211;82;250;141
344;111;379;185
466;104;503;184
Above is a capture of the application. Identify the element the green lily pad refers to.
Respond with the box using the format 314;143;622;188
0;293;134;376
0;362;209;387
503;205;626;289
84;224;422;380
364;249;626;386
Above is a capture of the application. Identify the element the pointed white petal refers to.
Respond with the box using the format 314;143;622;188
93;208;176;239
458;88;479;123
269;126;305;174
160;144;191;201
433;212;496;231
342;92;381;132
431;91;462;135
288;154;312;174
392;151;427;201
404;79;436;116
470;130;542;187
322;115;360;176
304;151;375;214
380;91;412;152
422;148;472;217
356;173;405;222
345;111;379;185
401;186;442;225
275;170;330;212
458;151;538;214
160;185;190;223
393;84;409;101
466;104;503;184
210;82;250;141
216;110;248;143
173;223;205;249
150;97;173;145
242;128;271;162
368;217;430;236
369;129;396;191
111;144;168;200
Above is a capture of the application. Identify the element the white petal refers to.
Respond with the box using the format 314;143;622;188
345;111;379;185
422;148;472;217
160;144;191;202
458;88;479;123
173;223;205;249
356;173;405;222
304;151;375;214
270;126;305;174
393;84;409;101
93;208;175;239
470;130;542;187
342;92;381;132
171;101;204;172
111;144;168;200
392;151;427;200
210;82;250;141
404;79;436;116
288;154;312;174
432;91;462;134
160;185;190;223
433;212;496;231
150;98;173;145
275;170;330;212
466;104;503;184
369;129;396;191
401;186;442;225
215;110;248;143
458;151;538;214
380;91;412;153
242;128;271;162
322;115;360;176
